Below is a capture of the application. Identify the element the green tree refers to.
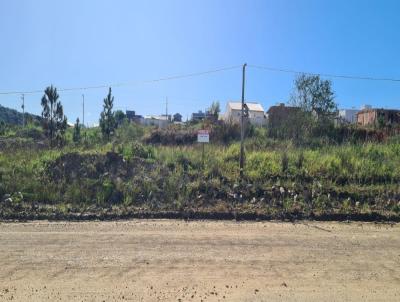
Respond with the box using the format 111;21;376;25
0;120;7;135
114;110;126;128
290;74;337;116
208;101;220;120
287;74;338;142
99;87;115;140
41;85;67;146
73;117;81;143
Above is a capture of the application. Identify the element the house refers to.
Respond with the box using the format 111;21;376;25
191;110;206;122
126;110;144;124
266;103;301;128
173;113;182;122
223;101;266;126
160;114;172;121
338;109;359;124
357;107;400;126
126;110;136;120
141;115;170;128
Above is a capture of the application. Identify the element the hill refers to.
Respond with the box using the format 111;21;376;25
0;104;41;125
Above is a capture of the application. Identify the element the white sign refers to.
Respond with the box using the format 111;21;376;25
197;130;209;143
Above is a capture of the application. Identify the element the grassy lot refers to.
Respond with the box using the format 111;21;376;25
0;122;399;220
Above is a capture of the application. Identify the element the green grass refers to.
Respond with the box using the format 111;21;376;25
1;122;399;219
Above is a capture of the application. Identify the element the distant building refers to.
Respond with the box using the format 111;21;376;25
126;110;144;123
266;103;301;128
191;110;206;122
126;110;136;120
142;115;170;128
357;108;400;126
338;109;359;124
173;113;182;122
223;101;266;126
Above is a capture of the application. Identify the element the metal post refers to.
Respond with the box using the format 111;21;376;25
239;63;247;178
201;143;206;169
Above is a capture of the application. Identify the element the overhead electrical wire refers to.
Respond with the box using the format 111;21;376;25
1;63;400;97
248;64;400;83
0;65;242;96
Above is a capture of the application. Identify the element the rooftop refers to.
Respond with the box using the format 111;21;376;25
227;102;264;112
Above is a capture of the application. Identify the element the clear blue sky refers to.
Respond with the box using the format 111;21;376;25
1;0;400;125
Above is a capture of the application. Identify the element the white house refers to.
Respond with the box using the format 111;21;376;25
141;115;170;128
223;101;266;126
338;109;360;124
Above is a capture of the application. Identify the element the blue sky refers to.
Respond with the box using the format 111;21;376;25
1;0;399;125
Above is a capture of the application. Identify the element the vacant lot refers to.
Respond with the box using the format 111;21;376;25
0;220;399;301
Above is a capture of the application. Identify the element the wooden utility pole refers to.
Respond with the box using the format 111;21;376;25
82;94;85;127
239;63;247;178
21;94;25;127
166;96;169;121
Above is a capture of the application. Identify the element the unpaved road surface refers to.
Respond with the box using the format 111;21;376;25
0;220;399;301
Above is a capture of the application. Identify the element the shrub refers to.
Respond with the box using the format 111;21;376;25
122;142;154;160
14;125;44;140
115;120;144;143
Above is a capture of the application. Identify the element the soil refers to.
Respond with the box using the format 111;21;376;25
0;220;399;301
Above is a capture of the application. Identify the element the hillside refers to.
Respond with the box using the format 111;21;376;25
0;104;41;125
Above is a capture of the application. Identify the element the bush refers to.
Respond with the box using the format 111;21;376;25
121;142;154;160
145;125;197;145
115;120;144;143
14;125;44;140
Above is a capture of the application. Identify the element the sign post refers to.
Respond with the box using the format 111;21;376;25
197;130;209;167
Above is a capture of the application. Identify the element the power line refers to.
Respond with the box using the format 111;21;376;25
0;65;242;96
248;64;400;83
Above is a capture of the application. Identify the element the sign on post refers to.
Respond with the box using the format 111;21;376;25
197;130;209;143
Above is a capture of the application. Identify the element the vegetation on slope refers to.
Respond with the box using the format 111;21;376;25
0;121;399;221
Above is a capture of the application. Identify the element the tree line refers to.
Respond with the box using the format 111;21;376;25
39;85;124;146
37;73;338;147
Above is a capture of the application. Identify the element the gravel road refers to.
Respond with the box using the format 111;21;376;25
0;220;399;301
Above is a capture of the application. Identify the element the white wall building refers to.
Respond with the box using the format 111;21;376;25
338;109;360;124
223;101;266;126
141;115;170;128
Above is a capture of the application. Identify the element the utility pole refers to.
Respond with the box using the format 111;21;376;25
239;63;247;178
166;96;169;121
82;94;85;127
21;94;25;127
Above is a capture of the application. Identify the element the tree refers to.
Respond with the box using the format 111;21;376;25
0;120;6;135
288;74;338;141
73;117;81;143
208;101;220;120
99;87;115;140
290;74;337;116
114;110;126;128
41;85;67;146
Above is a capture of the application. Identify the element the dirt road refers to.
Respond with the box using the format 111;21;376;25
0;220;399;301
